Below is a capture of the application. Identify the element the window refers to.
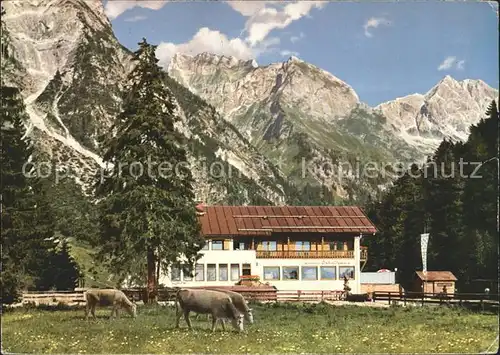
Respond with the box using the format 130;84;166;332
171;264;181;281
262;241;277;251
234;242;249;250
230;264;240;281
328;242;338;250
242;263;251;276
296;241;311;251
207;264;216;281
437;283;452;288
219;264;228;281
263;267;280;280
339;266;355;279
182;264;193;281
195;264;204;281
302;266;318;280
283;266;299;280
320;266;336;280
212;240;224;250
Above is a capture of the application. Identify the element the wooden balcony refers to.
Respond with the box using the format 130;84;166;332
256;249;368;260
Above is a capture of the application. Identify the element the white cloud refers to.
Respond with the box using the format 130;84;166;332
438;56;465;71
290;32;305;43
227;1;271;16
156;27;281;68
104;0;168;20
152;1;324;68
124;15;148;22
280;50;300;57
244;1;325;46
363;17;391;38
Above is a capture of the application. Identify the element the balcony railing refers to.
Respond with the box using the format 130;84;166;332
256;249;368;260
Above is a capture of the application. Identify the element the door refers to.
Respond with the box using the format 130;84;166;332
242;263;251;276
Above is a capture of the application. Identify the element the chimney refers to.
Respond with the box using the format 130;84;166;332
196;202;205;215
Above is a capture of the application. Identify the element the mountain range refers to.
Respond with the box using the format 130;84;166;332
2;0;498;205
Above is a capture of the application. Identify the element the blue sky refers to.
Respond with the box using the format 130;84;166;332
105;1;499;106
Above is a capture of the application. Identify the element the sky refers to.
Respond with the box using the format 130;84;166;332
105;0;499;107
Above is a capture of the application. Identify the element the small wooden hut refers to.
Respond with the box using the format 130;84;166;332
413;271;457;296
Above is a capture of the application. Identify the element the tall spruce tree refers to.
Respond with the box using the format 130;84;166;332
0;84;58;302
1;5;59;302
36;240;80;291
461;100;499;288
423;140;467;280
366;101;498;290
95;39;204;302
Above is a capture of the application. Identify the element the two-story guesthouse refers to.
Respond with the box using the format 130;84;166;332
160;205;376;293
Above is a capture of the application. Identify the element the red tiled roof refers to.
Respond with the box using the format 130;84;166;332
197;205;377;236
416;271;458;282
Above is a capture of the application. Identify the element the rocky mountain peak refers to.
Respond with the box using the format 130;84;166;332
376;75;498;150
168;52;361;123
285;55;302;63
2;0;120;96
169;52;258;72
2;0;295;204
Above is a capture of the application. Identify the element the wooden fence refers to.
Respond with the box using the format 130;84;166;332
20;289;499;312
373;291;500;311
22;290;86;305
21;289;342;304
276;290;344;302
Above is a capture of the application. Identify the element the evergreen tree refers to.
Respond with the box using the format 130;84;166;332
366;101;498;290
365;164;426;288
423;140;467;279
0;84;57;302
461;100;499;288
37;240;80;290
95;39;204;302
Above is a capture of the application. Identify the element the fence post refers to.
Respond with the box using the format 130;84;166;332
321;291;324;301
421;293;424;306
388;292;391;305
404;293;406;307
298;290;301;301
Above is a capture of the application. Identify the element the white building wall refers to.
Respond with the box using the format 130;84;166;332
159;238;362;293
253;258;360;293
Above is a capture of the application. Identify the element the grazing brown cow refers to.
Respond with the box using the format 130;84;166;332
84;289;137;320
175;288;244;332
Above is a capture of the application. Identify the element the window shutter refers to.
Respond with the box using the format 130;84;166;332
224;239;230;250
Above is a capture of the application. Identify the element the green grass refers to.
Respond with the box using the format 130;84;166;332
2;302;498;354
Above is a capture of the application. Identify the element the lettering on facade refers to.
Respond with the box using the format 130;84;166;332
303;260;353;266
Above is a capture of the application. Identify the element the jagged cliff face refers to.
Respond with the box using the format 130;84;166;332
168;53;419;200
2;0;130;177
169;53;360;124
168;52;498;200
1;0;295;204
4;0;497;204
376;75;498;152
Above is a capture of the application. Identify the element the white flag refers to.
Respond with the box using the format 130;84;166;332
421;233;430;273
